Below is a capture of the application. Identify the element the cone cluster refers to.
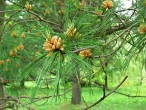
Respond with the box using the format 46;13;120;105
25;4;32;10
96;10;103;16
9;49;17;57
79;49;92;58
64;26;81;38
45;10;50;15
21;33;25;38
102;0;113;10
17;44;24;50
138;24;146;34
16;63;20;68
9;44;24;57
58;9;65;15
79;0;86;7
0;60;4;65
6;58;11;63
11;31;17;37
43;36;64;57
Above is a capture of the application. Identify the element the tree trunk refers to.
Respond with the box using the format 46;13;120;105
71;70;81;104
0;77;7;110
0;0;5;37
0;1;6;109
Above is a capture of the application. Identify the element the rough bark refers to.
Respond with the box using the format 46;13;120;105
0;77;7;110
0;1;6;110
71;71;81;104
0;0;5;37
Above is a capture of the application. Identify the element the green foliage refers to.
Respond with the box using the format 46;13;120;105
0;0;146;109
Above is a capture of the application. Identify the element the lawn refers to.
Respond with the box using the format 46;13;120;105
6;85;146;110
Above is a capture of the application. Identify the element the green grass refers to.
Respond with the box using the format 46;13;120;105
6;85;146;110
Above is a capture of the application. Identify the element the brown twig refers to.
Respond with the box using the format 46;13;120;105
95;84;146;98
83;76;128;110
0;96;35;110
73;46;96;53
93;22;139;59
27;10;61;27
30;0;45;17
103;22;139;46
2;19;37;35
0;10;22;37
114;13;126;26
116;8;138;13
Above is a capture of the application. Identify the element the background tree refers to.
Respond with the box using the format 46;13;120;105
0;0;145;109
0;0;7;108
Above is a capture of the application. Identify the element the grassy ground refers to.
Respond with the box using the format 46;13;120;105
6;85;146;110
